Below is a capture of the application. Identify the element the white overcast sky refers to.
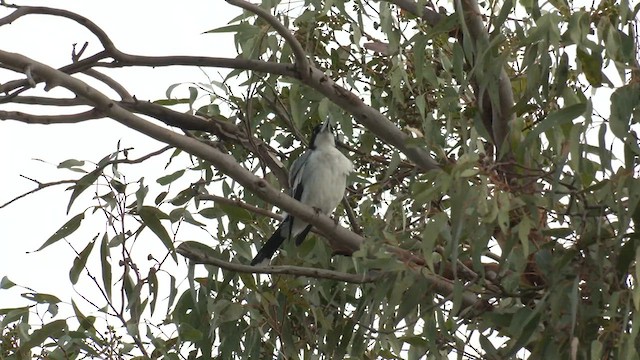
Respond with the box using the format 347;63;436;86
0;0;239;308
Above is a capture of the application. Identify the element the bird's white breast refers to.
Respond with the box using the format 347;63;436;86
300;147;353;214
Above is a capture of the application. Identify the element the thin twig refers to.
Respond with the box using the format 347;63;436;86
0;178;75;209
83;69;133;101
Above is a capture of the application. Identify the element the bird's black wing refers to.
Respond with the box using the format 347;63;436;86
250;219;289;265
294;224;312;246
250;151;311;265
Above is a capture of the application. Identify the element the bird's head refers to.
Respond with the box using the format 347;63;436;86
309;118;335;149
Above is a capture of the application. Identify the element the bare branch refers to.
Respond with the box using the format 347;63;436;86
83;69;133;101
10;96;84;106
0;109;101;124
226;0;309;79
120;100;289;187
177;241;487;312
0;6;116;51
0;145;172;210
177;241;381;283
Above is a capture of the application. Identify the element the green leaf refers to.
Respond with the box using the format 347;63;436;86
576;48;603;87
110;179;126;193
72;300;95;330
523;102;587;147
57;159;85;169
149;268;159;315
492;0;513;35
167;274;178;308
610;83;640;140
36;213;85;251
69;238;96;285
22;319;67;350
157;170;185;185
100;233;112;300
205;23;259;35
542;227;574;238
198;207;224;219
1;276;16;289
165;83;181;98
217;203;252;222
153;98;191;106
21;292;61;304
178;322;203;341
136;178;148;213
139;206;176;261
67;169;101;213
169;188;195;206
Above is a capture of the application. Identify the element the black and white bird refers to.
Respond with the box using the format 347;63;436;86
250;118;353;265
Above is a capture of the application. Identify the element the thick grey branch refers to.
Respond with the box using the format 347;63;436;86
456;0;514;156
10;96;84;106
0;109;101;124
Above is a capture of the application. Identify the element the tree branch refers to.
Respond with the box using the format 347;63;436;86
304;66;441;171
83;68;133;101
0;177;75;209
0;4;441;172
177;241;381;284
10;96;84;106
119;100;289;187
177;241;487;312
0;109;101;124
456;0;514;157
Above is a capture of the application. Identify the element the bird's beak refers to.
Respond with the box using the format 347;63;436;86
321;117;332;132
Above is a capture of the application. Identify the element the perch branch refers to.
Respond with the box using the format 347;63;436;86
177;242;380;284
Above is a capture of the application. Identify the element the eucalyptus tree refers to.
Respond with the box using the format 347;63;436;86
0;0;638;358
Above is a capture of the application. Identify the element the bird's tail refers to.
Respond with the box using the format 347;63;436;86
250;221;288;266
